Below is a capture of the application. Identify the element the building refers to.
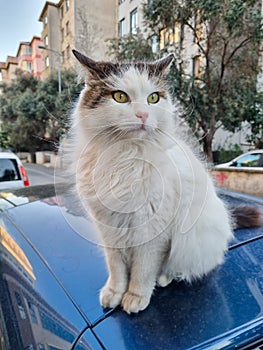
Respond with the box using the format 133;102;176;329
118;0;144;37
0;37;44;83
38;0;117;79
30;37;45;79
0;56;18;83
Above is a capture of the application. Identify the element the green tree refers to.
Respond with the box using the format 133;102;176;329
143;0;263;161
107;30;155;61
37;69;81;146
0;71;45;154
0;69;81;155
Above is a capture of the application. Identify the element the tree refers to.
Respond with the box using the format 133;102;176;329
37;70;82;146
143;0;263;161
107;30;155;61
0;69;81;155
0;71;46;154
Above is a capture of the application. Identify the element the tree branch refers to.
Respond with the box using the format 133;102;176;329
224;37;252;67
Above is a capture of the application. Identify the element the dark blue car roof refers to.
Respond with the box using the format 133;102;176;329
0;184;262;349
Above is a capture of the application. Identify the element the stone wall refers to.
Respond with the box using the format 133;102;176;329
211;168;263;197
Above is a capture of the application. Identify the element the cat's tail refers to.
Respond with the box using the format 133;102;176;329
232;206;262;229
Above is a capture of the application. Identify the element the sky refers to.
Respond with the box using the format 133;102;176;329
0;0;58;62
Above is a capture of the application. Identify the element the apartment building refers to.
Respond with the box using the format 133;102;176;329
118;0;145;37
0;56;18;83
17;37;44;79
39;2;61;79
0;37;44;83
39;0;116;78
117;0;201;76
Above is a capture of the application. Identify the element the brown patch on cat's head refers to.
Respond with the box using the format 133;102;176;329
80;82;112;110
72;49;174;81
73;50;119;80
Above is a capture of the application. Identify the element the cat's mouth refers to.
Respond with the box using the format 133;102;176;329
132;124;154;135
124;122;154;133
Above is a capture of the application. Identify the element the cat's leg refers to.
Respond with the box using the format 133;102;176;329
100;248;128;309
121;245;164;314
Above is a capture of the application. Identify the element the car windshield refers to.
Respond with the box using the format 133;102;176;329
0;159;21;182
234;153;263;167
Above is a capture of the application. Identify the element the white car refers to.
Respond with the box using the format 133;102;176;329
0;152;30;189
215;149;263;170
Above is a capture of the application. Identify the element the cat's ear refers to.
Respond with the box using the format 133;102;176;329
150;54;175;75
72;49;117;79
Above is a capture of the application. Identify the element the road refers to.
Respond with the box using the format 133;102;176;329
24;163;65;186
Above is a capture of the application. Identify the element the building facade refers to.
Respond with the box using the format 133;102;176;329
0;37;44;83
118;0;144;37
38;0;117;78
0;56;18;83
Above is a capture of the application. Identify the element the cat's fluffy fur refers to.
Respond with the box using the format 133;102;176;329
69;51;235;314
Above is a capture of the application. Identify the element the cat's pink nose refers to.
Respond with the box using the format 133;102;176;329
135;111;148;123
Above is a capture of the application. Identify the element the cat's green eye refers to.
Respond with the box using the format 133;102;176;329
147;92;160;104
112;91;128;103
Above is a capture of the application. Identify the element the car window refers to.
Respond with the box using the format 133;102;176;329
234;153;262;167
0;159;21;182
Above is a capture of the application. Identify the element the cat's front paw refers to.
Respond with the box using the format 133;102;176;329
100;285;123;309
121;291;150;314
157;274;173;287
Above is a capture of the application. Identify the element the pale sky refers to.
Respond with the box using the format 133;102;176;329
0;0;58;62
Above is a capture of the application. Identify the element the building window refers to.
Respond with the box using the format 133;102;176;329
66;0;70;10
194;10;202;43
151;35;158;53
15;292;27;320
61;51;65;63
45;35;48;46
61;28;64;41
66;46;70;60
159;24;180;51
25;45;32;55
27;301;38;324
130;8;138;34
193;55;202;79
66;21;70;35
119;0;125;4
26;62;32;72
45;56;49;67
174;22;180;44
60;5;64;19
44;16;48;25
119;18;125;37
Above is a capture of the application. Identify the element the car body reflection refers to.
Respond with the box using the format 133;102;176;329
0;225;90;350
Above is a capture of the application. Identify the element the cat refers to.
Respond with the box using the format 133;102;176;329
69;49;261;314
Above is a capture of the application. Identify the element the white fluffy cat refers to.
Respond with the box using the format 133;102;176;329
68;50;258;314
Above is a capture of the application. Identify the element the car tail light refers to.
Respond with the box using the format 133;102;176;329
19;165;30;187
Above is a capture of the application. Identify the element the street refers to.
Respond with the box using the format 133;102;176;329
24;163;65;187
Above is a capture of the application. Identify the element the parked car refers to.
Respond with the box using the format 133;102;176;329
0;183;262;350
215;149;263;170
0;151;30;189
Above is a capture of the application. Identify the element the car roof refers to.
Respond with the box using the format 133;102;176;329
0;151;20;159
237;149;263;156
0;184;263;349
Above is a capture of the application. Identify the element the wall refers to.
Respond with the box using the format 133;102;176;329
211;168;263;197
